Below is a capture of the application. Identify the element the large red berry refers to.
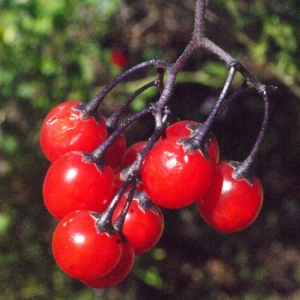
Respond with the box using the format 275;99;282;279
43;151;115;219
82;240;135;288
112;191;164;254
142;136;214;209
52;211;122;280
40;100;107;162
197;161;263;233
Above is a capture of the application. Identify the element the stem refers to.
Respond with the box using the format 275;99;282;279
106;80;156;130
81;59;170;119
113;180;137;232
86;107;151;164
193;0;206;43
156;68;165;94
197;64;237;135
202;37;235;66
233;89;269;183
96;175;135;231
120;123;166;181
153;39;199;129
115;1;206;173
201;38;277;97
120;103;171;181
115;46;192;175
217;80;248;117
179;64;237;154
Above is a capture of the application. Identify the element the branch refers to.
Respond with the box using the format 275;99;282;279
193;0;206;43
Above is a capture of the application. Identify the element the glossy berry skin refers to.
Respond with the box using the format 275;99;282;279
112;192;164;254
82;240;134;288
142;136;214;209
52;210;122;280
104;133;127;170
197;161;263;233
43;151;115;219
166;120;219;164
121;141;147;167
40;100;107;162
165;120;198;137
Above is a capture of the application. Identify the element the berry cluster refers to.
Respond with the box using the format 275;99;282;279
39;0;274;289
40;99;165;288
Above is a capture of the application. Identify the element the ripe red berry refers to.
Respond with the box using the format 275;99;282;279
82;240;135;288
112;191;164;254
142;136;214;209
40;100;107;162
52;211;122;280
165;120;197;137
104;133;127;170
197;161;263;233
43;151;115;219
121;140;147;167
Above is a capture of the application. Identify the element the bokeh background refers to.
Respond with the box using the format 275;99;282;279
1;0;300;299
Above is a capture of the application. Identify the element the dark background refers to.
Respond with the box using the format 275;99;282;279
1;0;300;299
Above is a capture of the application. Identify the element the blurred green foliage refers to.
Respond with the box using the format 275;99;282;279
1;0;300;299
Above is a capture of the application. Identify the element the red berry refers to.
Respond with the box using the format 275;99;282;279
142;136;214;209
43;151;115;219
111;48;129;68
165;120;197;137
40;100;107;162
105;134;127;170
197;161;263;233
52;211;122;280
112;191;164;254
82;240;135;288
121;141;147;167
